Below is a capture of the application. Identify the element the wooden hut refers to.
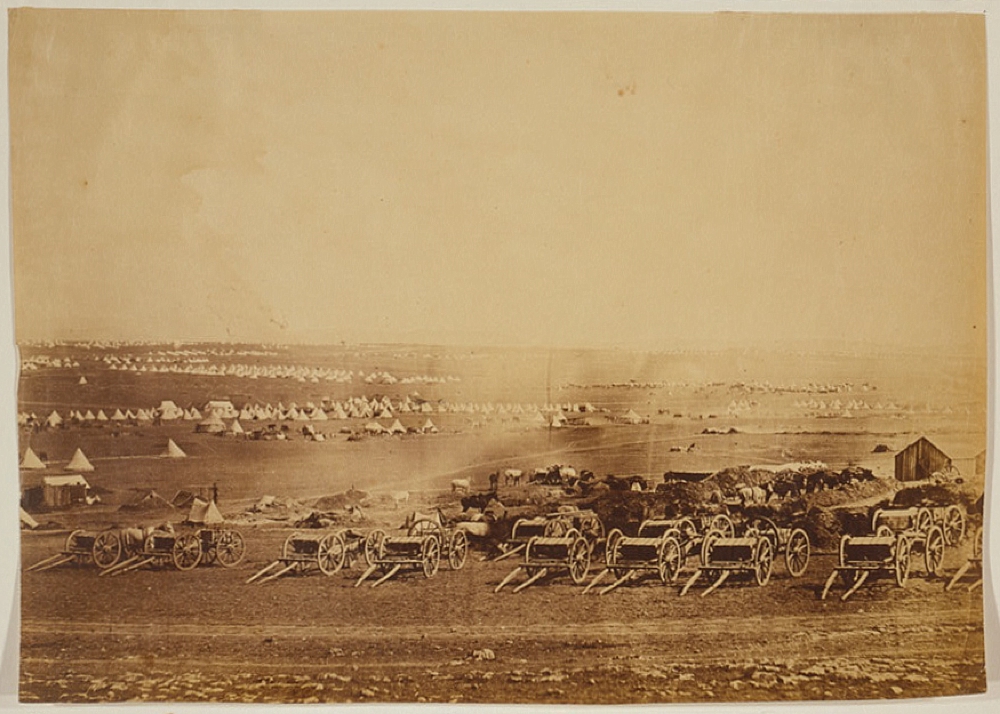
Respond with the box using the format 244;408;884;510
894;437;952;482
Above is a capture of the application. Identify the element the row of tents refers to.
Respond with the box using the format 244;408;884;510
19;440;187;471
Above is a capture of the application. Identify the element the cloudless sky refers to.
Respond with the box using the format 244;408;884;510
8;10;988;354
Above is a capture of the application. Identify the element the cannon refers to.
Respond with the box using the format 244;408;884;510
248;529;363;584
97;525;245;577
495;509;605;562
946;525;983;592
354;530;443;587
26;529;134;572
495;529;591;592
679;529;775;596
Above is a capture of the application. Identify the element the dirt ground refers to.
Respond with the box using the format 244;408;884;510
18;516;986;704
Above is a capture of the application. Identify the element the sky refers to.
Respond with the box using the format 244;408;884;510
7;10;989;354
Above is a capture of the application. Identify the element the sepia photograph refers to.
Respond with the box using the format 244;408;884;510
2;1;996;707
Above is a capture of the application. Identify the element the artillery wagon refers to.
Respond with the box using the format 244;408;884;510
101;525;245;577
354;529;445;587
27;529;134;572
679;527;777;597
495;528;592;593
581;514;726;594
820;507;946;600
405;516;470;571
248;529;364;584
946;525;983;592
495;509;605;562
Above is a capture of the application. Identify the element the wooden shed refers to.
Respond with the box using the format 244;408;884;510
894;437;952;482
42;474;91;508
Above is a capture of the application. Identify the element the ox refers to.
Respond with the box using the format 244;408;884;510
389;491;409;510
451;479;471;494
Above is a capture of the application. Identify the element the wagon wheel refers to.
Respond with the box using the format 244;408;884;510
172;534;202;571
609;537;629;579
409;519;443;539
923;526;945;577
92;530;122;569
421;535;441;578
875;525;894;538
942;506;966;546
543;519;569;537
66;529;86;554
784;528;810;578
972;526;983;560
710;515;735;538
676;517;698;541
448;530;469;570
894;535;912;587
754;537;774;586
658;535;683;584
215;529;245;568
364;529;386;567
317;531;347;575
202;541;218;565
605;529;625;568
700;531;721;568
870;509;884;534
915;508;933;534
568;536;591;585
282;532;299;560
750;518;779;554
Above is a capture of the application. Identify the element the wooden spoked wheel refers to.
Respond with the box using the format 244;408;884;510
605;529;625;568
608;537;628;579
784;528;811;578
421;536;441;578
876;525;894;538
408;519;443;539
448;530;468;570
568;536;591;585
942;506;966;546
282;533;298;560
317;531;347;575
658;535;682;584
972;526;983;560
172;534;202;571
579;516;604;544
215;530;245;568
915;508;933;534
364;530;385;567
754;538;774;586
710;515;735;538
700;531;721;568
92;530;122;569
894;535;912;587
923;526;945;576
543;519;568;538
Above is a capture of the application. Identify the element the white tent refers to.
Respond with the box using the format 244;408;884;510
66;448;95;472
162;439;187;458
78;376;88;386
46;411;63;428
187;497;224;525
157;400;184;420
111;409;126;421
388;419;406;434
20;447;45;470
196;414;226;434
228;419;245;436
19;506;39;530
422;419;438;434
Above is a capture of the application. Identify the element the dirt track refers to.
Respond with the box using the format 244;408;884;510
19;524;986;704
